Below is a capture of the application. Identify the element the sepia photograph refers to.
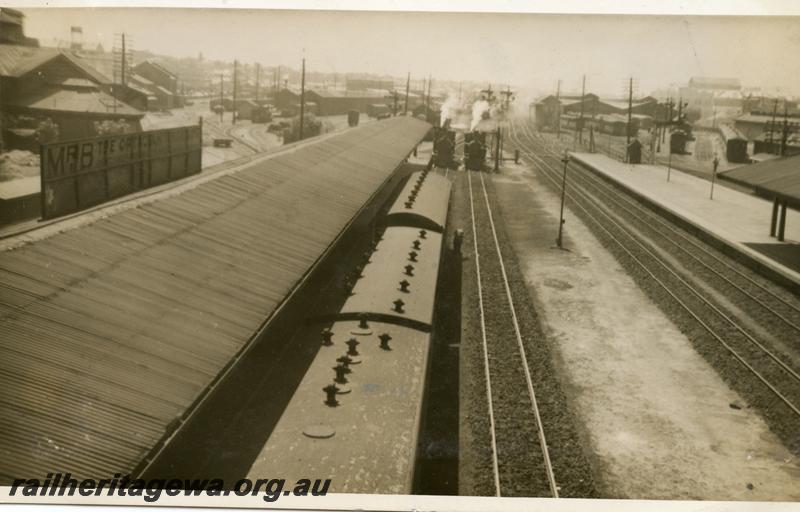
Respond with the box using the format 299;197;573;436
0;1;799;508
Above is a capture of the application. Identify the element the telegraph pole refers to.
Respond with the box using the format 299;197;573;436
219;73;224;123
780;103;789;156
578;74;586;145
767;98;778;147
626;76;633;147
555;79;561;138
299;57;306;141
232;59;238;124
255;62;260;102
404;72;410;115
426;75;432;118
120;33;127;85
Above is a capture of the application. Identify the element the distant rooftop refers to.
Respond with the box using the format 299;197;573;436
689;77;741;90
0;44;110;84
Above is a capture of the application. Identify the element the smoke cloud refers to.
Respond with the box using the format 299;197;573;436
470;100;490;131
440;94;459;127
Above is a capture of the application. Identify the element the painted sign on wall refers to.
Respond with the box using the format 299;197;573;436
40;124;202;219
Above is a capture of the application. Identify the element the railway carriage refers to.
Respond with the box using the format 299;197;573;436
247;167;452;493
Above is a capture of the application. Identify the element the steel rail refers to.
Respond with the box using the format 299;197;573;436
476;170;560;497
508;121;800;419
466;168;502;496
513;122;800;384
516;121;800;334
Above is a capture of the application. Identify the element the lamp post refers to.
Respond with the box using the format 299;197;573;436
666;131;673;182
556;151;570;249
710;154;719;199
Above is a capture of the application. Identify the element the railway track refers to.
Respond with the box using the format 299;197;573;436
506;120;800;450
513;122;800;353
466;169;559;497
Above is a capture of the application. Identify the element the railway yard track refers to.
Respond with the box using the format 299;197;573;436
467;169;558;497
507;119;800;454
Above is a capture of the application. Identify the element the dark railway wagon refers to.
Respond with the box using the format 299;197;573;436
252;106;272;124
726;137;749;164
348;109;360;127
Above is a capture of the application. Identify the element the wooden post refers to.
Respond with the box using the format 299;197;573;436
167;129;173;180
104;139;110;200
39;144;47;219
777;201;787;242
198;116;203;171
770;197;779;236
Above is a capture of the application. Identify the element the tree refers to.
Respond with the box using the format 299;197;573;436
36;118;60;144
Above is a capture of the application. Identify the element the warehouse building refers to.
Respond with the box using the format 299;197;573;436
345;77;394;91
274;87;390;116
533;93;658;131
0;44;144;147
132;60;183;108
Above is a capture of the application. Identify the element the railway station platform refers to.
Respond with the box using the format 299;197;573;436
0;116;431;482
570;153;800;288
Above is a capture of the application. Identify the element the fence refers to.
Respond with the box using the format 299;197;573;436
40;123;202;220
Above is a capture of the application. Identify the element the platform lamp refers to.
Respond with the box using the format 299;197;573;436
556;151;570;249
666;131;673;182
709;154;720;200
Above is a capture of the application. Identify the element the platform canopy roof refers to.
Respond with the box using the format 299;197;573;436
0;116;431;482
720;154;800;209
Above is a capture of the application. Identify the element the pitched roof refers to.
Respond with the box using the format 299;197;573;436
0;44;111;84
134;59;177;80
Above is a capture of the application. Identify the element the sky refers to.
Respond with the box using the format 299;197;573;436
19;7;800;98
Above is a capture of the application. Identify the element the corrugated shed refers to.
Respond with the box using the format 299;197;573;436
720;154;800;209
0;116;431;482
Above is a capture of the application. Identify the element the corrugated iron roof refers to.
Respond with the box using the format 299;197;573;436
0;44;58;76
720;154;800;209
0;116;431;482
0;44;111;84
